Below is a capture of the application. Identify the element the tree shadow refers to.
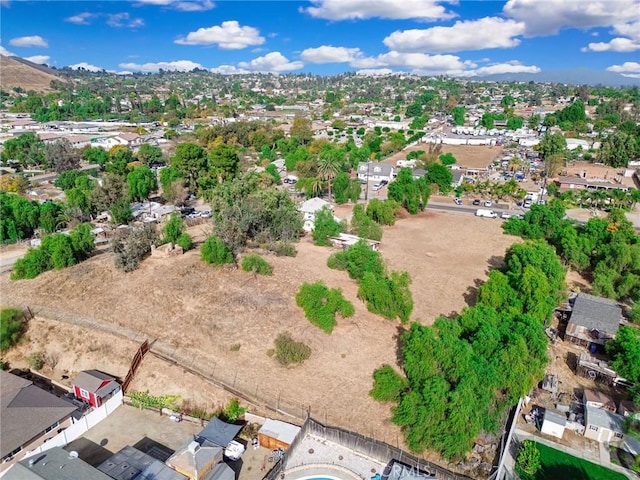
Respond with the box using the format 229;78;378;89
538;464;590;480
394;325;407;366
486;255;505;272
463;278;484;307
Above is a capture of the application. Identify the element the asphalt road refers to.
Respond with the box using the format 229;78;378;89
426;200;522;218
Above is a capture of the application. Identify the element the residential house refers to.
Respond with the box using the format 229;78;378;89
3;447;113;480
197;417;244;449
584;404;625;446
555;176;629;192
299;197;334;232
258;419;301;450
0;372;77;472
72;370;120;408
357;162;394;183
540;409;566;439
114;133;141;147
583;388;617;412
565;293;622;348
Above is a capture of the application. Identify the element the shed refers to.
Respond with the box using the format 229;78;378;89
540;409;566;439
72;370;120;408
257;419;301;450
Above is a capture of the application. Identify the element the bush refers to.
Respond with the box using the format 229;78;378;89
366;199;398;226
176;233;193;251
163;214;185;244
274;332;312;366
370;365;408;402
312;206;342;246
515;440;541;480
296;281;354;333
327;240;385;281
351;204;383;241
113;225;160;272
0;308;25;351
28;352;45;371
630;302;640;324
201;235;234;265
269;241;297;257
358;271;413;323
241;254;273;275
221;398;246;423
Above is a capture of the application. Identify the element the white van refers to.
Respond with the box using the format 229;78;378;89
476;209;498;218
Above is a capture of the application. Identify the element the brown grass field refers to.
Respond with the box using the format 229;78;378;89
1;209;518;463
383;144;505;169
0;55;62;93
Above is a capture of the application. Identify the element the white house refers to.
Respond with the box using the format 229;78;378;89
299;197;335;232
357;162;394;182
584;404;625;445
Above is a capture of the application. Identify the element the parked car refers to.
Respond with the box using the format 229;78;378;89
472;199;481;206
501;212;512;219
523;200;533;208
484;200;493;207
372;183;384;191
454;198;463;205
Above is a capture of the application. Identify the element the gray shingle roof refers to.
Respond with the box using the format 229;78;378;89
98;445;187;480
1;372;77;459
568;293;622;336
72;370;117;395
3;447;113;480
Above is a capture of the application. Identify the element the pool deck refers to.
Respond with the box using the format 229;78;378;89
284;434;386;480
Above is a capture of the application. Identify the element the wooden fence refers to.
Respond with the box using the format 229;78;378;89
121;339;150;393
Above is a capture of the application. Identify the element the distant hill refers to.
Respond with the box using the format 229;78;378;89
0;55;65;93
476;68;640;87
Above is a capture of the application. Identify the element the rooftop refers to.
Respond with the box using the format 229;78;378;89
568;293;622;335
3;447;112;480
585;404;625;432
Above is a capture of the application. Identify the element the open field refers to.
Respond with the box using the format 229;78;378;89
1;210;518;466
383;144;505;169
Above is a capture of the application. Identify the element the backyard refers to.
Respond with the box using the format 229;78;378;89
533;443;628;480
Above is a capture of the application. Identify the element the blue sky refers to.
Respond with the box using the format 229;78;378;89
1;0;639;78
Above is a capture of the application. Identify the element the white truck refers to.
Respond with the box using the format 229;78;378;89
476;209;498;218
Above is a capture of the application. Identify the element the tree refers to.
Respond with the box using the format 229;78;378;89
83;146;109;167
113;225;159;272
366;199;397;225
126;165;156;201
1;132;45;167
450;106;465;126
106;145;134;176
405;103;423;118
507;117;524;130
163;213;185;244
136;144;163;165
350;204;382;241
110;197;133;225
370;365;408;402
598;131;638;168
45;139;80;173
296;281;354;333
515;440;541;480
208;143;240;181
170;142;207;191
388;168;430;214
201;235;234;265
425;163;453;193
536;132;567;160
312;206;341;246
290;117;313;144
606;326;640;382
439;152;457;166
317;148;344;200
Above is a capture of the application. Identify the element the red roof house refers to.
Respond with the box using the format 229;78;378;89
72;370;120;408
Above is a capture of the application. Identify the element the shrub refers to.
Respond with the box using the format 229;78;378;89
358;271;413;323
351;204;383;241
370;365;408;402
296;281;354;333
366;199;398;226
0;308;25;351
176;233;193;251
163;213;185;244
113;225;160;272
630;302;640;324
312;206;342;246
274;332;311;366
241;254;273;275
201;235;234;265
0;359;9;370
327;240;385;281
221;398;246;423
269;241;297;257
515;440;541;480
28;351;45;371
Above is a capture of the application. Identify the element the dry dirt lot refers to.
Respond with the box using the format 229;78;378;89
383;144;505;169
1;210;518;466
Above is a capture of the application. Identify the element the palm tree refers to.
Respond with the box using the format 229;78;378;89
317;149;343;200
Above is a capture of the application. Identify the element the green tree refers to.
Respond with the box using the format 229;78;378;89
370;365;408;402
515;440;541;480
200;235;234;265
425;163;453;193
606;326;640;382
598;131;638;168
163;213;185;244
110;197;133;225
536;132;567;160
350;204;382;241
126;165;157;201
106;145;134;176
296;281;354;333
366;199;397;225
0;308;25;351
1;132;45;167
317;148;344;200
332;172;350;204
208;143;240;181
388;168;430;214
312;206;341;246
136;144;163;165
439;152;457;166
358;270;413;323
83;146;109;167
290;117;313;144
450;106;465;126
170;142;207;191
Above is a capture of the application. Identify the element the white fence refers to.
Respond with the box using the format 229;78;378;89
23;390;123;459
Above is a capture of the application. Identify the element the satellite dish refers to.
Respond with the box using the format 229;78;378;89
68;451;78;459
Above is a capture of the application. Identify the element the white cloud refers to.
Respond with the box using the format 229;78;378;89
9;35;48;48
383;17;525;53
300;45;363;64
606;61;640;73
349;51;475;73
582;37;640;52
69;62;104;72
65;12;94;24
134;0;215;11
238;52;304;72
175;20;264;49
106;13;144;28
462;62;541;77
613;21;640;40
302;0;455;21
24;55;50;64
0;45;16;56
210;65;250;75
355;68;395;76
503;0;639;36
118;59;204;72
